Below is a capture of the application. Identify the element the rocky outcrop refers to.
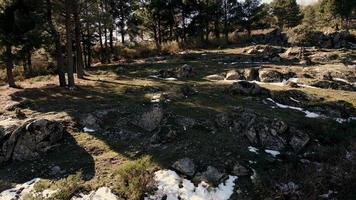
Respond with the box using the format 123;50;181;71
244;45;284;61
228;81;268;96
311;80;356;91
259;70;296;83
157;64;194;79
0;119;65;164
217;107;310;152
132;106;164;132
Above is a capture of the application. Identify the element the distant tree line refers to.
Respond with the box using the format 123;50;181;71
0;0;354;88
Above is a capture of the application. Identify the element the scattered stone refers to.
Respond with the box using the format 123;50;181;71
232;162;249;176
175;64;194;78
243;68;260;81
289;129;310;151
259;70;283;82
205;74;225;81
311;80;355;91
172;158;196;177
132;106;163;132
225;70;244;80
215;113;232;128
180;85;197;97
194;166;225;186
228;81;267;96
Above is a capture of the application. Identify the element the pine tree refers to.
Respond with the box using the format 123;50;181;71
272;0;302;29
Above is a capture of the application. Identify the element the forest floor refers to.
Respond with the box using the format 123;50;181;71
0;45;356;200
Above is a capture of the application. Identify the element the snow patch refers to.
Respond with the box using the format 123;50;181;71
146;170;237;200
248;146;259;154
267;98;322;119
265;149;281;157
83;127;96;133
72;187;118;200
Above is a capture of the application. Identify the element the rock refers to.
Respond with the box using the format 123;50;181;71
82;114;100;130
0;178;41;200
50;166;66;176
232;162;249;176
229;107;308;152
181;85;197;97
174;116;196;131
299;57;312;65
228;81;266;96
205;74;225;81
259;70;284;83
150;126;177;144
286;81;300;88
194;166;225;186
311;80;355;91
215;113;232;128
15;108;26;119
270;90;314;107
5;102;22;112
175;64;194;78
0;119;65;164
289;129;310;151
172;158;196;177
243;68;260;81
133;106;163;132
225;70;244;80
259;70;297;83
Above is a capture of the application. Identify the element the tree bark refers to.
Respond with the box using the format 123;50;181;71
46;0;66;87
74;2;84;79
65;0;75;87
5;43;16;87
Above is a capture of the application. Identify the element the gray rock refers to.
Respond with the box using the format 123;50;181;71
175;64;194;78
133;106;163;132
194;166;225;185
228;81;265;96
259;70;284;83
172;158;196;177
0;119;64;164
290;129;310;151
232;162;249;176
225;70;243;80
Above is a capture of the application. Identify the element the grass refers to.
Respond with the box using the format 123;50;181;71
114;156;157;200
0;46;355;200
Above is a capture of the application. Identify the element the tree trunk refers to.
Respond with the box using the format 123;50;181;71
5;43;16;87
98;19;104;63
65;0;75;88
74;2;84;79
46;0;66;87
24;50;33;78
109;28;114;61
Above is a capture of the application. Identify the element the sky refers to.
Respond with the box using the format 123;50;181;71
261;0;319;5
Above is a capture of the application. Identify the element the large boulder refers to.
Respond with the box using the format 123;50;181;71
132;106;164;132
0;119;65;164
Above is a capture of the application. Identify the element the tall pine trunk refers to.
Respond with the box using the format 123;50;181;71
74;2;84;79
5;43;16;87
65;0;75;87
46;0;66;87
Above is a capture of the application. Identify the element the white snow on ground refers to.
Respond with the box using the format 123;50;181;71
265;149;281;157
149;75;178;81
72;187;118;200
146;170;237;200
267;98;322;119
83;127;96;133
248;146;259;154
0;178;41;200
267;98;356;123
